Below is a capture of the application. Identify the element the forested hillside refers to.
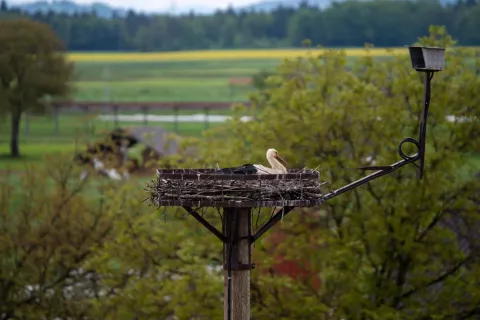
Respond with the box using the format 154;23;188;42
1;0;479;51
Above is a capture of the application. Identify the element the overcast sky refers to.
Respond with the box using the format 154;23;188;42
8;0;261;11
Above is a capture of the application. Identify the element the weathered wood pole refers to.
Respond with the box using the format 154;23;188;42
173;106;179;133
204;106;209;130
24;111;30;136
113;105;119;127
223;207;252;320
142;106;148;125
54;106;59;134
83;106;90;134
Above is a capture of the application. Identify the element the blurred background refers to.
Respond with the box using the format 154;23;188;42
1;0;480;319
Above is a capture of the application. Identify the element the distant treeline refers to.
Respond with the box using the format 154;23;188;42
1;0;479;51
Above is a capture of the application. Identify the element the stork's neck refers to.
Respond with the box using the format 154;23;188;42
267;154;286;172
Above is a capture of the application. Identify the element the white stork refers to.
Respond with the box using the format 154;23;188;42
217;148;288;174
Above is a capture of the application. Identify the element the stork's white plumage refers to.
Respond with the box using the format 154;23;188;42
217;148;288;174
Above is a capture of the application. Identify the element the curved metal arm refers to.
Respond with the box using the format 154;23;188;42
323;138;420;201
323;71;434;201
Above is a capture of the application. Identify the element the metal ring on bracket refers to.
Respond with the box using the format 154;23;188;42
398;137;420;161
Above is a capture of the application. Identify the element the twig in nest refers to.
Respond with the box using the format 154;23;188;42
145;168;326;206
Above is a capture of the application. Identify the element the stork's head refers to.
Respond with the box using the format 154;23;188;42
266;148;288;169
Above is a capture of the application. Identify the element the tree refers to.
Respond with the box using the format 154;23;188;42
2;0;480;51
252;69;277;91
0;150;223;319
178;26;480;319
85;207;224;319
0;154;115;319
0;18;74;158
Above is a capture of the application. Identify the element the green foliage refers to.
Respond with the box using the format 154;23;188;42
1;0;480;51
252;69;277;92
0;155;114;318
1;24;480;320
85;212;223;319
180;26;480;319
0;18;74;157
0;152;224;319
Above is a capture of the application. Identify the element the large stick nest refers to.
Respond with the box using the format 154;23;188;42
145;168;327;208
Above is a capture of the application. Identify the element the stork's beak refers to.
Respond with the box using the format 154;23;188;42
275;154;288;166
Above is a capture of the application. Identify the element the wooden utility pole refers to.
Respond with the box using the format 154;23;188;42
223;208;252;320
148;169;322;320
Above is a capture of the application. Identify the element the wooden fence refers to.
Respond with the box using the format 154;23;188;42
17;101;251;137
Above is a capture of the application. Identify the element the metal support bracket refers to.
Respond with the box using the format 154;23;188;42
182;206;295;244
323;71;434;201
223;263;255;271
183;206;227;243
250;207;295;244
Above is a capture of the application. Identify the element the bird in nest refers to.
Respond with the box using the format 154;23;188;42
216;148;288;174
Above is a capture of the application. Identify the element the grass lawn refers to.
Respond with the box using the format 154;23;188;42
0;142;81;170
0;115;227;170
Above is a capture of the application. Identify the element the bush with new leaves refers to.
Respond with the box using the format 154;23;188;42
0;153;223;319
178;26;480;320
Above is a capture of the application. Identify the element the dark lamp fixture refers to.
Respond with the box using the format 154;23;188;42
408;46;446;72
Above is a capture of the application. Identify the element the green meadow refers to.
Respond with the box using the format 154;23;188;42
1;58;273;169
1;55;479;173
72;59;278;102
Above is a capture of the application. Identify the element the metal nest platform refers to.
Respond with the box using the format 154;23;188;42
145;168;326;208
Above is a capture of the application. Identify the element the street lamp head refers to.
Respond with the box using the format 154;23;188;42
408;46;446;72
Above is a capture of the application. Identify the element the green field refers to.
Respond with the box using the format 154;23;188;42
1;58;272;169
1;58;271;138
1;52;478;173
0;113;225;170
72;59;279;102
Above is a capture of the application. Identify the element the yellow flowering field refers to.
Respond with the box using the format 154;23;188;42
68;48;408;62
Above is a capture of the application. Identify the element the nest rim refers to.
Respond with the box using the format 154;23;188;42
156;168;320;181
152;199;324;208
148;167;325;209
